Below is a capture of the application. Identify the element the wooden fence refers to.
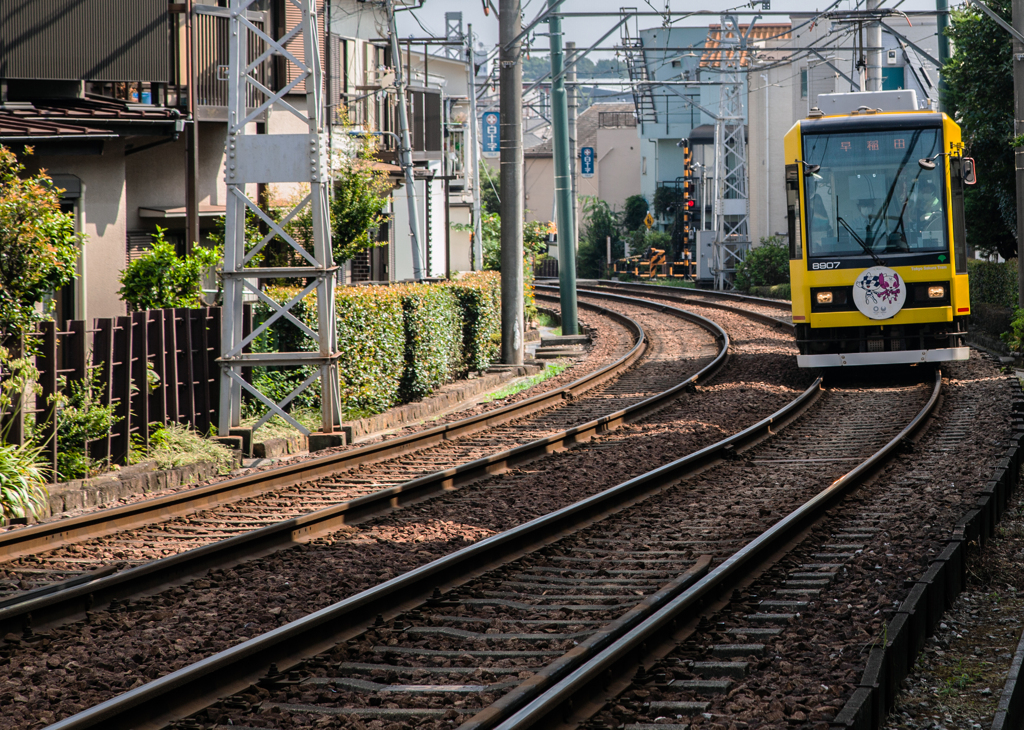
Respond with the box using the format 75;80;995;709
4;308;223;480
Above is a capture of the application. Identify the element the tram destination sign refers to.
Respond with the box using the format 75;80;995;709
482;112;500;158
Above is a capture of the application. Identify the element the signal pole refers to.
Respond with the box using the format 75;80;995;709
548;0;579;334
466;24;484;270
1016;0;1024;305
499;0;525;363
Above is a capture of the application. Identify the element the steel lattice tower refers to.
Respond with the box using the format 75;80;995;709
711;15;753;290
219;0;342;438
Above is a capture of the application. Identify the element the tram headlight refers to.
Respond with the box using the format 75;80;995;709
816;291;833;304
927;286;945;299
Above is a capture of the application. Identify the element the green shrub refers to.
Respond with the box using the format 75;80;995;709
0;441;48;524
450;272;501;371
968;258;1017;309
51;372;120;480
398;283;464;400
748;283;792;300
118;227;221;310
734;236;789;292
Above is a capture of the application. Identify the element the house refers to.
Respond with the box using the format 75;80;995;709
523;101;641;233
0;0;474;324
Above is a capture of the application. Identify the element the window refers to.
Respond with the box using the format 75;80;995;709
800;69;808;99
802;127;947;258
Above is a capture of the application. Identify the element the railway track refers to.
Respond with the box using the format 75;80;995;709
39;362;942;730
0;290;728;637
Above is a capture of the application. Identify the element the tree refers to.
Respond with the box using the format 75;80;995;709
621;194;649;234
329;137;392;264
577;197;622;278
479;159;501;215
118;227;220;310
945;0;1017;258
0;146;82;343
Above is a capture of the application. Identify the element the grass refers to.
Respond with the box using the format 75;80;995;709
137;423;239;475
240;407;323;439
482;360;571;403
653;279;697;288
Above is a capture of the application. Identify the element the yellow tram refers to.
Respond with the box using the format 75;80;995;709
783;91;974;367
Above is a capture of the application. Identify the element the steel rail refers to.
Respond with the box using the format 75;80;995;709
0;297;640;567
44;367;823;730
1;292;728;637
487;368;943;730
585;278;793;316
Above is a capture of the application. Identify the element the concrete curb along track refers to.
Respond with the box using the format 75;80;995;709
0;291;736;638
44;369;825;730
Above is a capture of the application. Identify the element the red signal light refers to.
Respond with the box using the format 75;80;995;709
687;200;694;208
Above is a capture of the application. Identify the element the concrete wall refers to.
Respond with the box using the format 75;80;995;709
747;66;795;246
30;141;128;322
449;205;472;273
595;126;641;214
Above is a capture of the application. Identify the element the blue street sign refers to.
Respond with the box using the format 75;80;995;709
481;112;500;158
580;146;595;178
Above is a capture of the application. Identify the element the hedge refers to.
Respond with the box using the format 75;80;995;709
451;272;501;372
397;282;463;401
254;273;501;419
968;259;1018;310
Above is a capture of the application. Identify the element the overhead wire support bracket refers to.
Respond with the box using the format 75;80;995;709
963;0;1024;46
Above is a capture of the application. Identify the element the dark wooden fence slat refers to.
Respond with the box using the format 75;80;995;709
109;316;133;465
131;311;150;452
207;307;222;432
36;321;58;477
164;309;180;424
89;318;114;465
176;310;195;429
192;309;212;434
147;311;167;428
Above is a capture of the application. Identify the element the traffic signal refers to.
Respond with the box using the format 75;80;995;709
680;138;694;249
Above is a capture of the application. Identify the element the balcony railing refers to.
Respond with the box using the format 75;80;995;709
193;8;270;122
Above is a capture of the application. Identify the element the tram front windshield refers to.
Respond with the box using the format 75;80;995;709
802;128;946;258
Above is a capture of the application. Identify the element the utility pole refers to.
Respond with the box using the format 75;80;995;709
548;0;579;334
385;0;425;280
185;0;199;254
500;0;525;363
937;0;950;110
566;41;579;253
1015;0;1024;305
466;24;484;270
867;0;882;91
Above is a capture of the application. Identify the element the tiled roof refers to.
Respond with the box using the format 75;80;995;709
0;114;115;139
525;102;635;157
700;24;792;68
21;94;179;121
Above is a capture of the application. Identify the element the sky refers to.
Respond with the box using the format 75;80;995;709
396;0;952;59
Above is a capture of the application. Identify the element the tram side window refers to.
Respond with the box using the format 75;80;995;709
786;164;802;260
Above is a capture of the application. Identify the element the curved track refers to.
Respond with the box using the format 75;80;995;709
0;291;727;637
39;365;942;730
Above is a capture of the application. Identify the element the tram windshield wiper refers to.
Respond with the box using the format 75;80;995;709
837;216;886;267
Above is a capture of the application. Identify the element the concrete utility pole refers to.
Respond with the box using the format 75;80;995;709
385;0;425;280
466;24;484;270
1016;0;1024;306
867;0;883;91
937;0;950;110
548;0;579;334
566;41;579;252
500;0;525;363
